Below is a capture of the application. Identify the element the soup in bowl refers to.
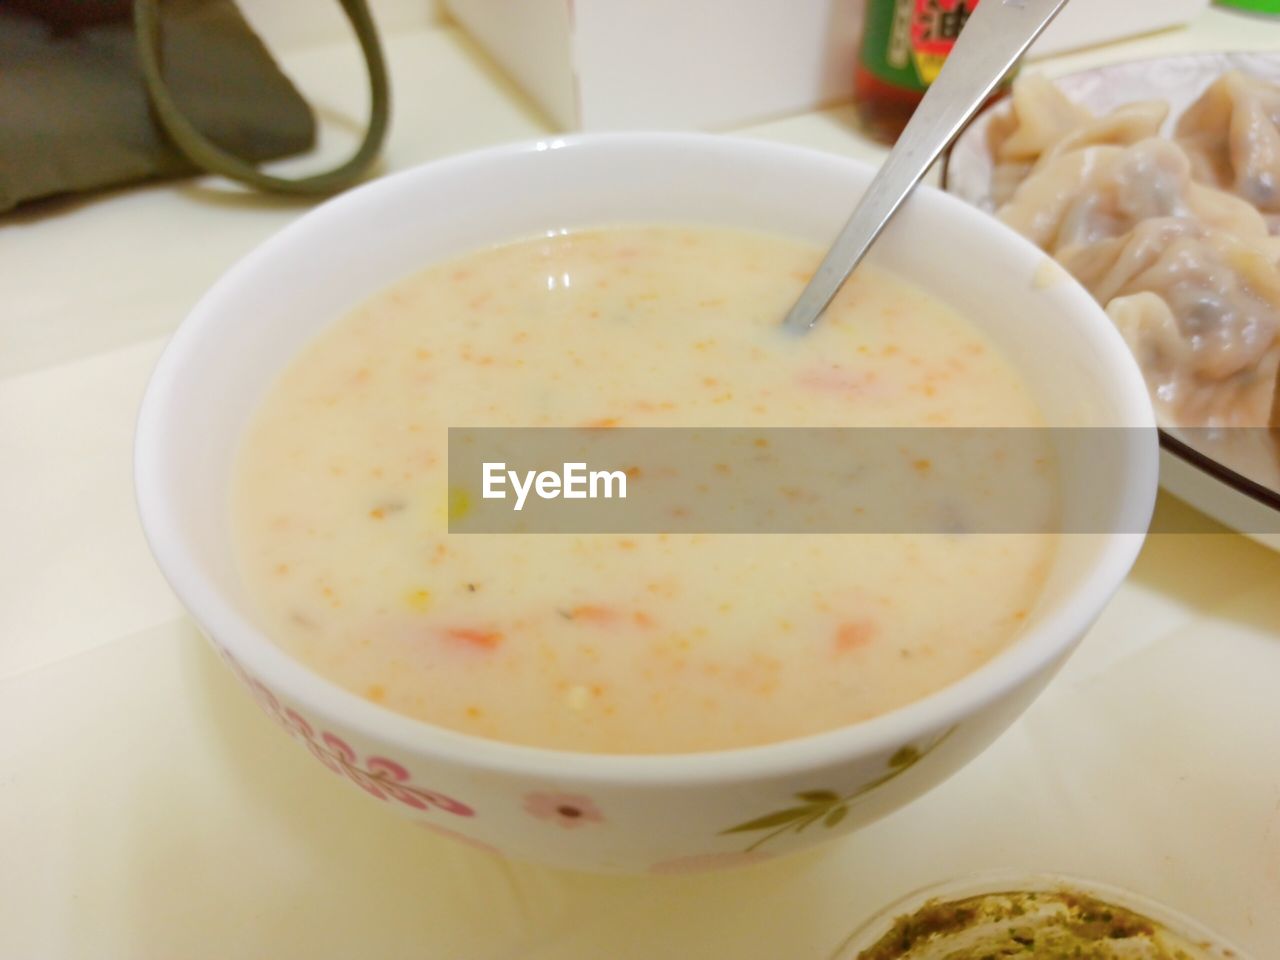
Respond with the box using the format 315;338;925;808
135;134;1157;873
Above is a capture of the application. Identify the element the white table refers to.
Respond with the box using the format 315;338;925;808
3;9;1279;958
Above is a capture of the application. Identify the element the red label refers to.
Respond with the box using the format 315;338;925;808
910;0;978;57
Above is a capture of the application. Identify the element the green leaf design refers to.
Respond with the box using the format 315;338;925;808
888;744;921;769
720;806;814;834
795;810;828;833
794;789;839;804
718;725;960;851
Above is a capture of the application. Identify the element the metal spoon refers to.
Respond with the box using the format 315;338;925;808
782;0;1072;334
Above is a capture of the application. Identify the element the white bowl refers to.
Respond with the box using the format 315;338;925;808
135;133;1158;874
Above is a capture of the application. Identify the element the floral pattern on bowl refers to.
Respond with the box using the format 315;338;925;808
220;649;474;817
522;791;606;829
720;727;956;852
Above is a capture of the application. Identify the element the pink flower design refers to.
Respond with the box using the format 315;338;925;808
647;851;773;875
522;791;604;828
221;650;474;817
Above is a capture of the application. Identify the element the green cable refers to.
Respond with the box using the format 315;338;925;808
133;0;391;195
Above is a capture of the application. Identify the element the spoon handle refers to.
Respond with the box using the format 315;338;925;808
782;0;1071;334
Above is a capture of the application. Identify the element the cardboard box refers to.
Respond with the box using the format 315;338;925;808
444;0;1210;131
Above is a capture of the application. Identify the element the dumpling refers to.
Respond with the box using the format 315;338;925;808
1047;100;1169;160
987;75;1168;206
989;75;1091;163
1109;286;1280;429
982;72;1280;430
997;138;1280;427
1176;70;1280;218
1084;222;1280;379
997;138;1269;252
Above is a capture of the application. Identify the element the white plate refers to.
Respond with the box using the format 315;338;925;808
942;52;1280;552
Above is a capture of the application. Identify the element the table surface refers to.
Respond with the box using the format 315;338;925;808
3;8;1280;959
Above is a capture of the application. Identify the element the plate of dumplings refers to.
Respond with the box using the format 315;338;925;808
943;52;1280;550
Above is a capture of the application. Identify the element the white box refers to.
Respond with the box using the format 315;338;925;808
1028;0;1210;59
444;0;866;130
443;0;1210;132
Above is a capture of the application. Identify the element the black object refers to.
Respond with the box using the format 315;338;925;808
0;0;389;213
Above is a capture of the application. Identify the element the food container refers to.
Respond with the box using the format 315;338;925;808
134;133;1157;872
830;872;1253;959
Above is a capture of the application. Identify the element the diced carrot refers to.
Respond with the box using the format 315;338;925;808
569;604;617;623
443;627;504;650
799;368;875;394
835;620;878;653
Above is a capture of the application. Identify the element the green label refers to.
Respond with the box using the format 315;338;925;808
859;0;979;92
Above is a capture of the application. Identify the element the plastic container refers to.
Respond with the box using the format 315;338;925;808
829;872;1253;959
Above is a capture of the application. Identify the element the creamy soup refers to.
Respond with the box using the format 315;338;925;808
233;226;1056;754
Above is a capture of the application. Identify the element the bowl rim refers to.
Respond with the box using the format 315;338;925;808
134;131;1158;785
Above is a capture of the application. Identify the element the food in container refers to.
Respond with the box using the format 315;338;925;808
831;874;1252;960
942;54;1280;548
